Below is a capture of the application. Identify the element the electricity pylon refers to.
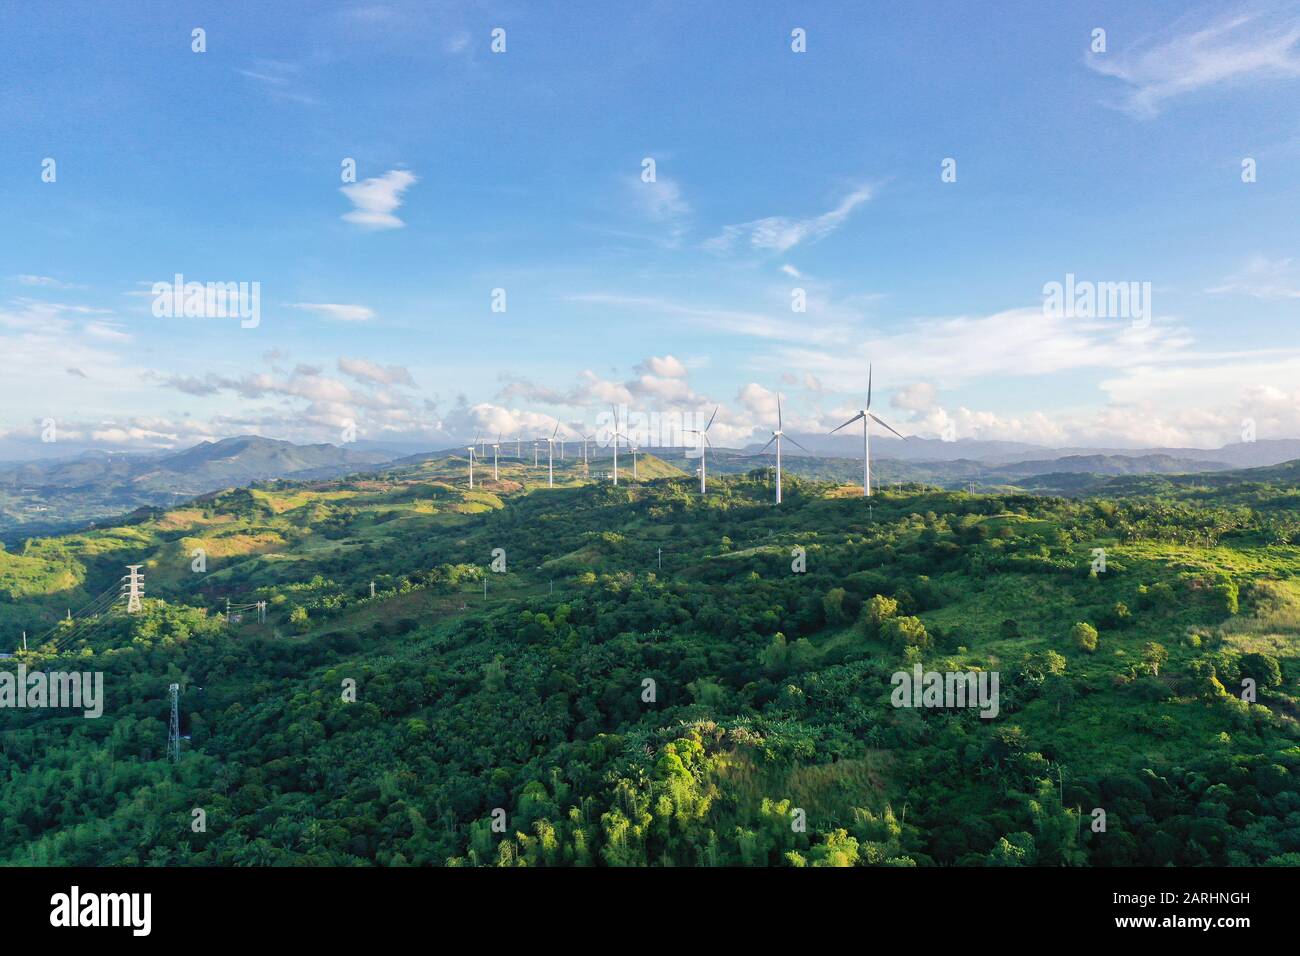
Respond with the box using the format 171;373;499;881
167;683;180;763
122;565;144;613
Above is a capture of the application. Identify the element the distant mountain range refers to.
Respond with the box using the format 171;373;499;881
2;433;1298;540
752;434;1300;469
0;436;391;538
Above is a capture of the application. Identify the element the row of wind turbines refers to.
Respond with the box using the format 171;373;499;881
465;407;646;489
690;365;904;503
464;365;905;504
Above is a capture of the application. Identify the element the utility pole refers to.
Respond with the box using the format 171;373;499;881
483;576;488;599
167;683;181;763
21;631;27;652
657;547;662;571
123;565;144;614
370;580;375;599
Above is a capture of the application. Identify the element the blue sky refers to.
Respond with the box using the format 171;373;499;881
2;0;1299;456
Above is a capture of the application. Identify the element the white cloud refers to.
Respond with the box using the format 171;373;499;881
567;292;850;345
288;302;376;322
638;355;688;378
1089;12;1300;117
10;274;75;289
706;186;871;254
340;169;418;230
1206;256;1300;298
776;306;1197;390
337;357;416;387
236;60;317;106
891;382;937;412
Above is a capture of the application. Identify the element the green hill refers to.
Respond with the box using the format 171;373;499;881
1;460;1298;867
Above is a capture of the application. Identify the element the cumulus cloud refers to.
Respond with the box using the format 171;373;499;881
340;169;417;230
637;355;689;378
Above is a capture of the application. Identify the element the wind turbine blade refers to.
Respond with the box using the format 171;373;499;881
776;393;783;431
869;412;906;439
748;435;777;457
829;413;865;435
866;364;873;411
705;405;718;432
552;422;559;439
784;434;812;454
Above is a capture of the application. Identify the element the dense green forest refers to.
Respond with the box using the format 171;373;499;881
1;453;1298;866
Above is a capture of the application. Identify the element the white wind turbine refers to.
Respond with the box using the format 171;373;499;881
686;405;718;494
752;394;809;504
513;433;524;458
467;435;481;489
580;431;595;477
609;405;623;486
544;423;562;487
490;432;502;480
533;434;541;467
828;364;905;497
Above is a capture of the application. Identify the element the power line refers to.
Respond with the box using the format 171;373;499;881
27;581;122;652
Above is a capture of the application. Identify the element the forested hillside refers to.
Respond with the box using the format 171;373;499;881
2;453;1298;866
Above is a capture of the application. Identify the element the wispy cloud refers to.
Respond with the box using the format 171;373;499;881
566;292;851;345
10;274;76;289
236;60;318;106
1089;11;1300;117
340;169;418;230
706;186;872;255
1206;256;1300;298
288;302;377;321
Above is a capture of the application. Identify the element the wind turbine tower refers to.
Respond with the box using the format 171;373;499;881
686;406;719;494
466;439;479;489
753;394;810;504
545;423;561;487
828;365;905;497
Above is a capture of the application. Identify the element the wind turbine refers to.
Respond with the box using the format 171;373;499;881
544;423;561;487
513;433;523;458
828;364;905;497
533;434;541;467
490;433;502;480
467;436;480;489
609;405;622;486
686;405;719;494
630;443;639;479
580;431;595;477
752;394;809;504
